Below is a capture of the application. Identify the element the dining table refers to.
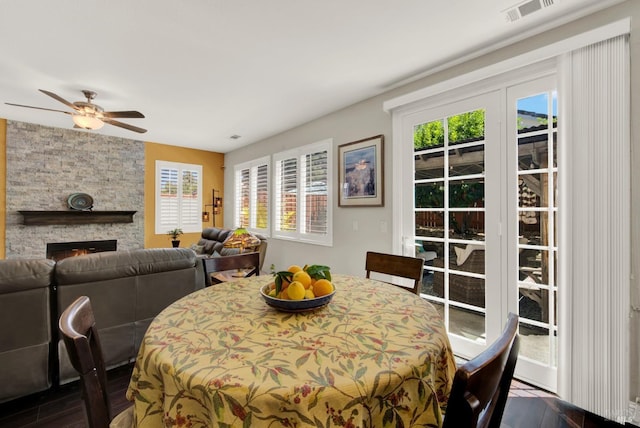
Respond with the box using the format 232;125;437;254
126;273;456;427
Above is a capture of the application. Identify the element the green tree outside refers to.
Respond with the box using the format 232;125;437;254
414;110;485;150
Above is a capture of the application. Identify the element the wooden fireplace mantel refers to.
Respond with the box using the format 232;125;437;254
19;210;137;226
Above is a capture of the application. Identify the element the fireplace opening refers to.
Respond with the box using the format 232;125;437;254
46;240;117;262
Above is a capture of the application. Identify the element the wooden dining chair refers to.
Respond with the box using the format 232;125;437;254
58;296;134;428
442;312;520;428
365;251;424;294
202;251;260;286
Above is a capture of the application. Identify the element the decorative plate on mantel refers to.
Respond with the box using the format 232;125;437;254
67;193;94;211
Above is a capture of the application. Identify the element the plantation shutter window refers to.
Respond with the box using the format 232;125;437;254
155;161;202;234
234;157;270;235
273;139;332;246
235;168;250;228
275;157;298;233
158;167;179;231
303;150;328;235
254;164;269;229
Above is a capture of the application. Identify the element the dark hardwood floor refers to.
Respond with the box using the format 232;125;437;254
0;363;632;427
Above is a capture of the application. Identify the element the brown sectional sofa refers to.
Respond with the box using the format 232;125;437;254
0;247;203;403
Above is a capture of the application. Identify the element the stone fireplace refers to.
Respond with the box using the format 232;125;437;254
4;121;145;259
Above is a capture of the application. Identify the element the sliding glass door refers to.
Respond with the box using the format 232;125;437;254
507;76;558;390
402;92;502;359
399;74;559;391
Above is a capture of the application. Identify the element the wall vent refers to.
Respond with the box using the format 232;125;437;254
504;0;555;22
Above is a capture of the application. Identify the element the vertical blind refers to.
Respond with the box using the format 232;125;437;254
559;33;630;420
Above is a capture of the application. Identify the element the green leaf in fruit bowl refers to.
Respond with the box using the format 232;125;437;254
304;265;331;281
273;271;293;295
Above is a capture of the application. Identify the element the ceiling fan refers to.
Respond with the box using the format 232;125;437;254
6;89;147;134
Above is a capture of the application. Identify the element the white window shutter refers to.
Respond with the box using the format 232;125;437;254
156;161;203;234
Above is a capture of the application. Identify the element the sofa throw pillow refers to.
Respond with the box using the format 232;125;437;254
190;244;205;254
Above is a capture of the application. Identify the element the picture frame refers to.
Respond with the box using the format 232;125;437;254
338;134;384;207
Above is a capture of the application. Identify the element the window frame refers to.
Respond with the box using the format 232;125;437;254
155;160;203;234
272;139;333;246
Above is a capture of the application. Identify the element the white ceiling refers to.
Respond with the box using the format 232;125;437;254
0;0;621;153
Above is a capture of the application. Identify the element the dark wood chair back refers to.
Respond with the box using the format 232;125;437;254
202;251;260;286
443;312;520;428
365;251;424;294
58;296;130;428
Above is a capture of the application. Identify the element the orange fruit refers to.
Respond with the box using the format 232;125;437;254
288;265;303;274
313;279;333;297
292;271;312;289
279;287;290;300
288;281;306;300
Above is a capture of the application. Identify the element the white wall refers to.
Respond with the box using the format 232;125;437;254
224;96;393;276
224;0;640;401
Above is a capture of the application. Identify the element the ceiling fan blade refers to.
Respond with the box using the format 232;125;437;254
5;102;72;114
39;89;80;111
102;110;145;119
103;118;147;134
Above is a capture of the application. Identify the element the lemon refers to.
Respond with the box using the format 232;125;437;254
288;265;303;273
304;289;315;299
292;271;312;289
287;281;306;300
268;289;276;297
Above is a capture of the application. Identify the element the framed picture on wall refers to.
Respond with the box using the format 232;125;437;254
338;134;384;207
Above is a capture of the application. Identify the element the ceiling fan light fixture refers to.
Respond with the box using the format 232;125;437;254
72;114;104;130
6;89;146;133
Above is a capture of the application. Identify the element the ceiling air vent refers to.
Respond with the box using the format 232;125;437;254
504;0;555;22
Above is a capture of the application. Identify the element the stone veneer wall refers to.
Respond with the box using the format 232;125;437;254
5;121;144;259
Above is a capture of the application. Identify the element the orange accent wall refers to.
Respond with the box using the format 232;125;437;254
0;119;6;259
144;142;224;249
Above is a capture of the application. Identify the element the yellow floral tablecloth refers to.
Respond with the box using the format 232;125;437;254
126;274;456;427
